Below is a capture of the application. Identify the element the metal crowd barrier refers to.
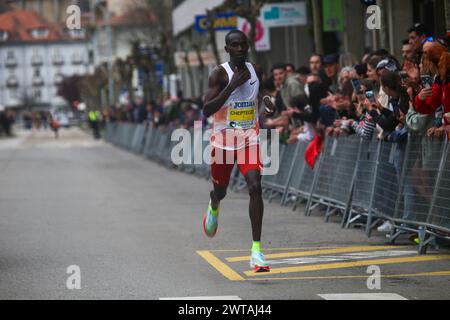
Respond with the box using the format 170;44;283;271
104;123;450;254
305;136;361;224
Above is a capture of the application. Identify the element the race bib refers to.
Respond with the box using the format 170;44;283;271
227;101;257;129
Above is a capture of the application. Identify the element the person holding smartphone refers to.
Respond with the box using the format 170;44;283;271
366;71;409;133
415;42;450;138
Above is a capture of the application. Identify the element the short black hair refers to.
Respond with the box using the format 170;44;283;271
271;63;286;73
367;56;384;69
262;78;276;92
310;53;323;62
354;63;368;77
296;66;311;75
371;48;390;58
225;30;247;45
408;23;427;37
290;94;308;111
402;39;411;46
286;63;295;70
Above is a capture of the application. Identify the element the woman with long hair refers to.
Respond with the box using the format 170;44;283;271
415;42;450;137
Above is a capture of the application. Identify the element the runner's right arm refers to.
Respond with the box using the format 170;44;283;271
203;66;250;118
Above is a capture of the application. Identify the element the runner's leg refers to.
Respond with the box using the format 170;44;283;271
244;169;263;242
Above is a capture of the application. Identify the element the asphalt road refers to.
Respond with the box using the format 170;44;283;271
0;127;449;300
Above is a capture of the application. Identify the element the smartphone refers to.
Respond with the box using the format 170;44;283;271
365;90;376;104
421;75;432;89
350;78;361;93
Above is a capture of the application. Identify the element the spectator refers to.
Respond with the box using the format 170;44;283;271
309;53;323;74
285;63;295;76
273;63;305;109
368;70;409;133
338;66;357;93
323;54;341;93
354;63;368;80
339;52;358;68
408;23;428;55
296;66;311;87
366;55;390;109
402;39;415;62
0;106;13;137
415;42;450;138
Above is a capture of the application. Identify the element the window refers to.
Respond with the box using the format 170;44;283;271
54;73;64;85
5;50;17;67
9;88;18;100
67;29;86;39
33;69;44;86
0;30;8;41
30;28;49;39
6;75;18;88
72;52;84;65
31;54;43;66
33;89;42;100
53;53;64;66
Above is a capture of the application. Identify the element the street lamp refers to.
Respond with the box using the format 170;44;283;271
90;0;115;109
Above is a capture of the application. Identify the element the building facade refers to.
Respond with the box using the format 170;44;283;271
0;10;93;110
172;0;447;98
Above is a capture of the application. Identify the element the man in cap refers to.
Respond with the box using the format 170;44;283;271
323;53;341;93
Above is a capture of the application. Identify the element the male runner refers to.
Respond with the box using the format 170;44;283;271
202;30;275;273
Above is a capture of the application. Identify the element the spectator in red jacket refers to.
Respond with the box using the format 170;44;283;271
415;42;450;138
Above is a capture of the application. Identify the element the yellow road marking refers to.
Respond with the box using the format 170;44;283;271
197;251;245;281
246;270;450;281
244;255;450;277
227;245;402;262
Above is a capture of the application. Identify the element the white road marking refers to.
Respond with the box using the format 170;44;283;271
318;293;408;300
267;250;418;266
159;296;242;300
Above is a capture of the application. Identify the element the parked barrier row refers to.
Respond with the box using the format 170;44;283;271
104;123;450;254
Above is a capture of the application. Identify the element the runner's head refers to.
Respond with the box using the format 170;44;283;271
225;30;249;65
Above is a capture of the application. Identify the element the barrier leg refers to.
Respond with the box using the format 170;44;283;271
304;145;325;217
365;141;382;238
280;142;302;206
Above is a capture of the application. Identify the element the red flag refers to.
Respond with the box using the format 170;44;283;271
305;135;323;169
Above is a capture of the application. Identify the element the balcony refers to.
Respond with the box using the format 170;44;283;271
32;76;44;87
54;74;64;86
72;53;84;65
31;55;43;67
5;58;18;68
53;55;64;66
6;75;18;88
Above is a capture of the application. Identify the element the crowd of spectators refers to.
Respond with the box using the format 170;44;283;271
261;23;449;234
105;22;448;235
104;93;204;131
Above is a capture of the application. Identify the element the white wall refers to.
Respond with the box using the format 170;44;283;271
0;41;92;108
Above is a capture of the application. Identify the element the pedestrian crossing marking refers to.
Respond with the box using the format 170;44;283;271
243;254;450;277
